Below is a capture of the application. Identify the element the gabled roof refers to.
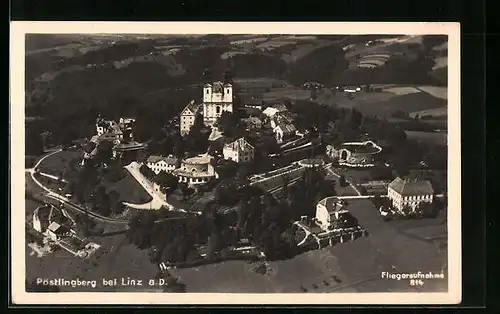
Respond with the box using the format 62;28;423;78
146;155;178;165
181;100;201;116
389;177;434;195
83;142;97;153
317;197;348;214
224;137;254;151
47;221;62;233
275;123;296;134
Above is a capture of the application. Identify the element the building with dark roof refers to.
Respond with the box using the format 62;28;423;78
388;177;434;211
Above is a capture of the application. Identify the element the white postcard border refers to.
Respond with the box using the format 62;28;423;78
10;21;461;305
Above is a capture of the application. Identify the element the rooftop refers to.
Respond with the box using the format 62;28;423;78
113;141;147;150
317;197;348;214
183;155;213;165
181;100;201;115
389;177;434;196
224;137;254;151
276;123;297;134
147;155;178;165
172;169;216;178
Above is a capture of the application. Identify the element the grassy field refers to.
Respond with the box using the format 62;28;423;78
102;171;152;204
25;233;159;292
36;150;82;175
261;87;311;101
409;107;447;118
404;131;447;146
170;209;447;293
338;91;447;117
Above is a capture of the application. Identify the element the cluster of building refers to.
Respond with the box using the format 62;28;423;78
145;136;255;187
313;175;435;231
82;116;146;165
180;80;234;136
32;205;75;241
31;204;100;258
180;80;301;146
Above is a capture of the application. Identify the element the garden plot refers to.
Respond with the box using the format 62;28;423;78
383;86;421;96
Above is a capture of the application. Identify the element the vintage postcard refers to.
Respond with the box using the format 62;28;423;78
10;22;461;305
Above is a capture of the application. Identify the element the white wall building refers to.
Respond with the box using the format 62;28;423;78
146;155;178;174
223;137;255;163
274;123;297;144
180;100;202;136
202;81;233;126
315;197;349;231
172;155;219;186
387;177;434;212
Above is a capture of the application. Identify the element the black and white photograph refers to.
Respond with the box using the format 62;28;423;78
11;22;461;304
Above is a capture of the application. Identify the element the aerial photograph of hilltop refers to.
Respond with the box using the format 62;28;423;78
24;33;449;294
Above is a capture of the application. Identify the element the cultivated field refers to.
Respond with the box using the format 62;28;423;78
404;131;447;146
261;88;311;101
383;86;421;96
409;107;448;118
338;91;447;117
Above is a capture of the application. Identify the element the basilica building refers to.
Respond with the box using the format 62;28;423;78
180;78;234;135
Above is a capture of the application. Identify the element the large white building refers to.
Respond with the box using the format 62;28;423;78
179;100;202;136
223;137;255;163
202;81;233;126
387;177;434;212
146;155;178;174
315;197;349;231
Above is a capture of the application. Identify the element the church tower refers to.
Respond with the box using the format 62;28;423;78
202;80;233;126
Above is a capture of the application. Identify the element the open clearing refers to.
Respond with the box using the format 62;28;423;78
345;91;447;117
404;131;447;146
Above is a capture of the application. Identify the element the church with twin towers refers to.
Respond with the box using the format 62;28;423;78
179;71;234;136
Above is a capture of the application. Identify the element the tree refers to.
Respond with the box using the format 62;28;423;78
417;201;437;218
214;179;239;206
96;140;114;162
216;111;242;137
154;171;178;194
179;183;194;200
339;175;348;188
185;113;209;153
108;190;125;215
25;125;45;156
400;204;413;217
139;164;156;181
